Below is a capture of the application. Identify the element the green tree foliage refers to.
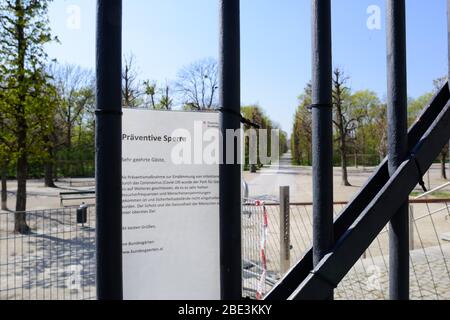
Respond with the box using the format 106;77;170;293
350;90;385;164
0;0;56;232
157;83;173;110
279;130;288;155
143;80;157;109
407;92;433;127
408;78;448;180
241;105;286;171
291;72;388;177
0;89;12;210
291;82;312;166
292;74;448;182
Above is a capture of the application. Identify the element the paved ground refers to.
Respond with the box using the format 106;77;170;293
1;151;448;211
243;151;450;203
334;244;450;300
242;200;450;300
1;153;449;300
241;152;450;300
2;178;95;211
0;206;96;300
243;244;450;300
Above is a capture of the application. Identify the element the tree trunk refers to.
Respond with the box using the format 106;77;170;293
44;161;56;188
13;1;30;234
15;151;30;234
151;95;155;109
340;138;351;186
15;117;30;234
54;161;59;182
1;165;7;211
441;151;448;180
44;136;56;188
67;124;72;150
340;151;351;186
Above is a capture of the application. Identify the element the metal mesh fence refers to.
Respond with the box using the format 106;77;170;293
1;199;449;300
0;206;96;300
242;199;450;300
242;203;281;298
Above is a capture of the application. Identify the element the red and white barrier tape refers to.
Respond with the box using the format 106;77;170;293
255;200;268;300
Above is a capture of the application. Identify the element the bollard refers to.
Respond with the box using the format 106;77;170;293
409;205;415;251
77;203;88;225
279;186;290;274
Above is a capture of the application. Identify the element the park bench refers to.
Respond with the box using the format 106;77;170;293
57;178;95;187
68;179;95;187
59;191;95;207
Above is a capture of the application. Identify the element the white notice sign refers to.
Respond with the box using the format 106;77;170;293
122;109;220;300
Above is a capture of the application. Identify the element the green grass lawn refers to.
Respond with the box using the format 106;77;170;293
410;190;450;198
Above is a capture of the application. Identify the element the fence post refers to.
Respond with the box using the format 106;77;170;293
448;0;450;178
219;0;242;300
95;0;123;300
386;0;409;300
409;205;414;250
1;166;7;211
311;0;334;300
280;186;290;274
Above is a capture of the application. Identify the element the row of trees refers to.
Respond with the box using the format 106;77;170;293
0;1;286;233
241;105;288;171
292;68;449;186
122;55;219;111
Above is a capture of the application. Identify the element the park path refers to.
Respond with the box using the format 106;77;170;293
243;151;312;202
243;152;449;203
0;154;447;211
243;152;371;203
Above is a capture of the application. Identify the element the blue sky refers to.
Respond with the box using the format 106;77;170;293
46;0;448;133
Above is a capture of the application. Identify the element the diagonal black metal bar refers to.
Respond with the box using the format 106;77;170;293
95;0;123;300
218;0;242;300
289;100;450;300
265;83;450;300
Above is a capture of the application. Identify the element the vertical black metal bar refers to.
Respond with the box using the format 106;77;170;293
448;0;450;86
386;0;409;300
311;0;334;299
448;0;450;175
95;0;123;300
219;0;242;300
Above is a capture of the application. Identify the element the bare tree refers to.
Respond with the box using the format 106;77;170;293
176;58;218;110
122;54;142;108
49;63;94;149
47;63;94;187
332;68;362;186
